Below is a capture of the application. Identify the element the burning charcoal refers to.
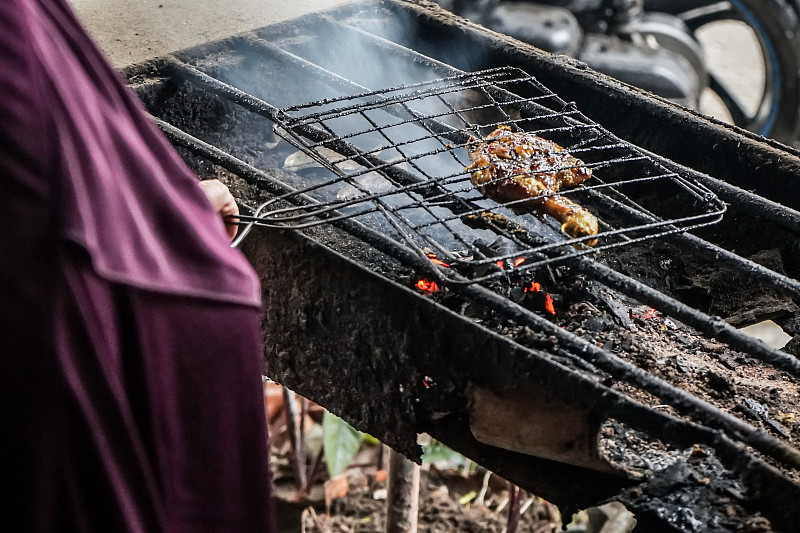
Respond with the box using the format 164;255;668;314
509;286;526;303
526;290;549;312
630;305;659;321
415;279;440;294
467;238;509;276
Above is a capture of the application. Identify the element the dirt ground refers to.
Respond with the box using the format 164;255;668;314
294;468;560;533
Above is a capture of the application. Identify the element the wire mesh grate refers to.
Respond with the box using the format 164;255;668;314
258;67;725;283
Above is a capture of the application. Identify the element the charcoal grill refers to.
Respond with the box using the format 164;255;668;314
126;1;800;530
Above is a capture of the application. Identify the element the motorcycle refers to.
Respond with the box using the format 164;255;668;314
436;0;800;143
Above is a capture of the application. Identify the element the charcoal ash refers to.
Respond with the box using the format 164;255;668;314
598;422;773;532
409;260;800;452
600;234;800;358
615;441;777;533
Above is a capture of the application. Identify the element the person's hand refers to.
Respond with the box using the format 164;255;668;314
198;179;239;241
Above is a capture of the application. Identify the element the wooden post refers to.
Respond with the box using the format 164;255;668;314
385;449;420;533
506;482;527;533
282;386;307;495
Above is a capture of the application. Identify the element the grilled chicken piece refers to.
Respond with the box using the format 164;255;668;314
466;125;599;245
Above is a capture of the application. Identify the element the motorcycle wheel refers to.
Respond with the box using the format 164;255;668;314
644;0;800;143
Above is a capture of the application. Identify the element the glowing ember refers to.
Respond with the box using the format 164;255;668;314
524;281;542;292
523;281;556;314
544;294;556;315
416;279;439;293
426;253;450;268
496;258;526;270
632;307;659;320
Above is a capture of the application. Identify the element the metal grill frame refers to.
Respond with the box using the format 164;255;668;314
152;51;800;462
153;41;800;437
251;67;726;285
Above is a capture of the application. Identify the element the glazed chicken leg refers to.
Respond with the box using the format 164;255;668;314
465;125;599;245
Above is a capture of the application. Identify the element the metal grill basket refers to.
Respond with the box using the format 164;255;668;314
254;67;724;283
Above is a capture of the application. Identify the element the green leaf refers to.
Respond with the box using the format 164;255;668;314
420;439;467;468
323;411;365;478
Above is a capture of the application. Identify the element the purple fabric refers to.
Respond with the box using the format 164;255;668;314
8;0;260;305
1;1;274;531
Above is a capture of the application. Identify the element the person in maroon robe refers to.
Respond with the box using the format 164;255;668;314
1;0;275;531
